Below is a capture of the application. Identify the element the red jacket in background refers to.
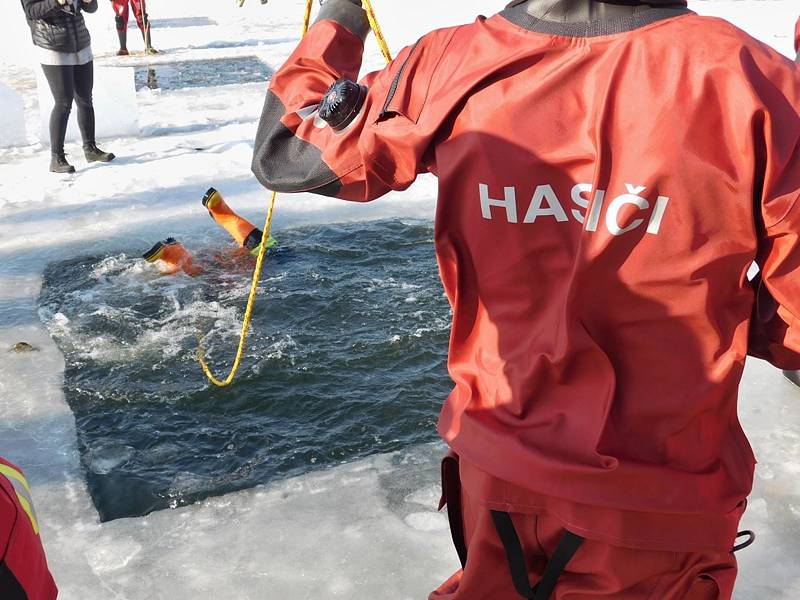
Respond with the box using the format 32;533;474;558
0;458;57;600
253;3;800;552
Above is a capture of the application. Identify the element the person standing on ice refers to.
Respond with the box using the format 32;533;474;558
21;0;116;173
252;0;800;598
111;0;157;55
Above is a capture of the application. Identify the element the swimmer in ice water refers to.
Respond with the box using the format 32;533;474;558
142;187;276;275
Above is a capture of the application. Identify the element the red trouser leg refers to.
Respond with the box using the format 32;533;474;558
112;0;129;32
130;0;146;33
430;463;738;600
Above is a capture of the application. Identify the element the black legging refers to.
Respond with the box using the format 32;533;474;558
41;61;96;155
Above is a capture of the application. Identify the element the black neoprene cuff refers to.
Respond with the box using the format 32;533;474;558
315;0;370;41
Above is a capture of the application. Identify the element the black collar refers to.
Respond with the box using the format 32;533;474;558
501;0;691;37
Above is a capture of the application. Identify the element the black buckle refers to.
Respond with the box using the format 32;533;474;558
732;530;755;553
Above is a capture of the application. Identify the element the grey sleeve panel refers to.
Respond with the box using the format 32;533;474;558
315;0;370;41
251;90;343;196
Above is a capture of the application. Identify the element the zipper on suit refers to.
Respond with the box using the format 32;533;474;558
380;40;420;117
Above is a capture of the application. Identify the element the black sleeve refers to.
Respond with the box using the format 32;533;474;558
0;562;27;600
81;0;98;14
21;0;61;20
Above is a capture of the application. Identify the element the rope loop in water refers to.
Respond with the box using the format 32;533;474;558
199;0;392;386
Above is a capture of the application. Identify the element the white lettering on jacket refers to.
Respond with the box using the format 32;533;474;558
480;184;517;223
480;182;669;236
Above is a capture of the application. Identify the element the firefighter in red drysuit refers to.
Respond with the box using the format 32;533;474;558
251;0;800;598
0;458;57;600
111;0;156;55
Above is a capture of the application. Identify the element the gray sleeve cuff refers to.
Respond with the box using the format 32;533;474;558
315;0;370;41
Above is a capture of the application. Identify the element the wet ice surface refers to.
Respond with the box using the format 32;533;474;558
39;221;449;521
133;57;273;91
0;0;798;598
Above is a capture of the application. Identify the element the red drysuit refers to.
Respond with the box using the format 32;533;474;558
252;0;800;596
431;456;738;599
0;458;57;600
112;0;145;33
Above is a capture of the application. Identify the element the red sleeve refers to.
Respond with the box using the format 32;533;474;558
0;459;57;600
795;17;800;53
0;485;13;560
251;0;458;201
747;52;800;367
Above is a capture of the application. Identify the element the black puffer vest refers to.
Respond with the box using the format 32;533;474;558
20;0;97;54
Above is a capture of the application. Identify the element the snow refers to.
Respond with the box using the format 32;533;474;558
0;82;27;148
0;1;798;598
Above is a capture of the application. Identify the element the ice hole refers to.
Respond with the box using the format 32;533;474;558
37;220;451;521
134;57;274;91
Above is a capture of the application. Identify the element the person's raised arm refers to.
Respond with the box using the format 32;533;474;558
251;0;457;201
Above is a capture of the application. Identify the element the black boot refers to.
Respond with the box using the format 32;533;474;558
50;153;75;174
84;143;116;163
117;28;129;56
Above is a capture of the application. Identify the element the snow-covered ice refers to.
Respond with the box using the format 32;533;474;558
0;81;26;148
0;1;798;598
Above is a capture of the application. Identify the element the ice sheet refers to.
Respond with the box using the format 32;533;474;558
0;82;27;148
1;1;799;598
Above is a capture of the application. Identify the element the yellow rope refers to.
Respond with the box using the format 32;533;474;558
197;191;277;386
199;0;392;387
302;0;313;38
363;0;392;64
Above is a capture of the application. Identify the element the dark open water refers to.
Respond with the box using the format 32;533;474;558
134;56;274;91
38;220;451;521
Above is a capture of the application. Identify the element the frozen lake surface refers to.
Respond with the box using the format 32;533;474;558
0;0;798;598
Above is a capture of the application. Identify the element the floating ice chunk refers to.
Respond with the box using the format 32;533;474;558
84;537;142;573
88;443;135;475
405;512;449;532
168;472;214;497
0;82;27;148
404;484;440;508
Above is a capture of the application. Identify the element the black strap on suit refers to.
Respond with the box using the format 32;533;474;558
490;510;585;600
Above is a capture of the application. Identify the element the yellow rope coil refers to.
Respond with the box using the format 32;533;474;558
198;0;392;387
